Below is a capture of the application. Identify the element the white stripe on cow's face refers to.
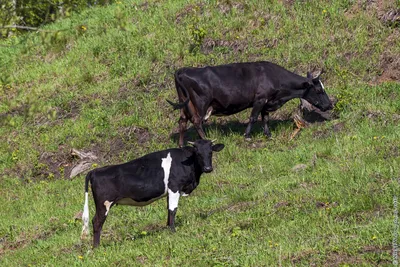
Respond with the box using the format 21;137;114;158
319;81;325;91
168;189;180;211
104;200;113;216
161;152;172;193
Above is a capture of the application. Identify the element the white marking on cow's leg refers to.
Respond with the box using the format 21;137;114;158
161;153;172;193
81;192;90;239
168;189;180;211
319;81;325;90
181;193;189;197
104;200;113;216
204;107;213;121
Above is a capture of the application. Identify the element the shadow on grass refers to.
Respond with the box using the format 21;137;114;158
170;119;294;143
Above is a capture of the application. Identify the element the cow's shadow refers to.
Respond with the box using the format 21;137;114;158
170;118;294;143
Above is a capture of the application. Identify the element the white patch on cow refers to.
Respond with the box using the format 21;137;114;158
204;107;213;121
81;192;90;239
265;99;268;104
104;200;113;216
161;153;172;193
168;189;180;211
319;81;325;91
181;193;189;197
116;195;166;206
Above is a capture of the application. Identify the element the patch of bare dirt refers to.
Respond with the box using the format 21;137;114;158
378;51;400;83
346;0;397;19
216;1;246;15
0;104;29;126
312;129;331;139
201;38;248;54
383;145;399;159
324;251;365;266
299;181;318;189
361;244;392;254
292;164;308;172
316;201;339;209
332;122;345;132
142;223;166;233
274;201;290;209
33;146;76;180
7;125;151;181
118;125;151;144
334;206;386;224
347;1;400;83
247;140;267;149
311;122;345;140
288;249;316;265
55;100;81;121
0;225;59;255
279;0;295;7
136;256;148;264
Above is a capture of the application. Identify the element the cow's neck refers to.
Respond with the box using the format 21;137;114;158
192;155;203;183
279;76;309;101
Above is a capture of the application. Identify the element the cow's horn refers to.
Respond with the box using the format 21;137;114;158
211;139;217;143
313;70;321;79
314;69;325;79
187;141;195;146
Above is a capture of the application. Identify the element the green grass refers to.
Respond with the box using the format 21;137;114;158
1;0;399;265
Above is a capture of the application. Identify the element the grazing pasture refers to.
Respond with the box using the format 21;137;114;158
0;0;399;265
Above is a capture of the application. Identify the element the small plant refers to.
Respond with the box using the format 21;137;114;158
335;88;355;114
187;13;207;54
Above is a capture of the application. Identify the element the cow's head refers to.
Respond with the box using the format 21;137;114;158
302;71;333;111
188;139;224;173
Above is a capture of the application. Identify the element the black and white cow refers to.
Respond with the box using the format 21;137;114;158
81;139;224;247
167;61;333;147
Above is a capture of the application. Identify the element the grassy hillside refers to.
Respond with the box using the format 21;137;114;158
1;0;399;265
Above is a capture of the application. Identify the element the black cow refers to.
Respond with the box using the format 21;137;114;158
81;139;224;248
167;61;333;147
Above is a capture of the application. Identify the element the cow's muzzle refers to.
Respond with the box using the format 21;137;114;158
203;166;213;173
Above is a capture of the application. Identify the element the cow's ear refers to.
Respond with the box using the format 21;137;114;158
212;144;225;152
302;81;312;89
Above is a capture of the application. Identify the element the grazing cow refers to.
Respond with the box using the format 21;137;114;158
167;61;333;147
81;139;224;248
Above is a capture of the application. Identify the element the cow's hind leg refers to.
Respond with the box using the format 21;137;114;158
167;189;181;232
261;109;272;138
178;110;188;147
244;100;264;139
92;201;113;248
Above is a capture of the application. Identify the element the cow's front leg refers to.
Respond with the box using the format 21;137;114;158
193;115;206;140
167;189;181;232
261;109;272;138
244;100;264;140
178;112;188;147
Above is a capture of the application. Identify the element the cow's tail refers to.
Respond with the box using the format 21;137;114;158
81;171;92;240
167;72;190;110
